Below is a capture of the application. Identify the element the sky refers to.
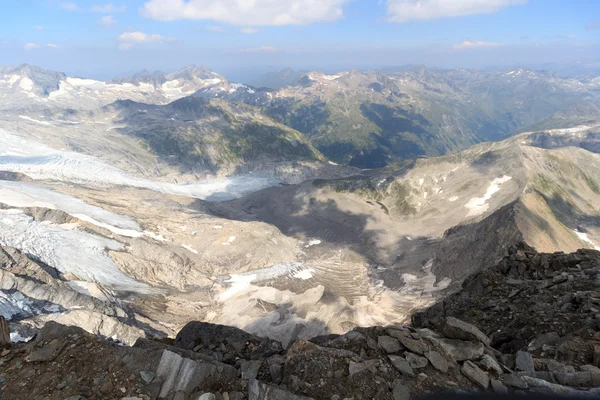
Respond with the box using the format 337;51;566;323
1;0;600;80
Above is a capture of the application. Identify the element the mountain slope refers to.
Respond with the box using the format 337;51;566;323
196;67;600;168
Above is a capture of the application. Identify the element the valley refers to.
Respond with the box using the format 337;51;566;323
0;63;599;354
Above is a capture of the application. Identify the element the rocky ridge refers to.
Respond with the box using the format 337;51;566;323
1;244;600;399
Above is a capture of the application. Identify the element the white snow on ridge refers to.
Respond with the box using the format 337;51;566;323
0;130;280;202
574;230;600;251
464;175;512;217
0;209;149;293
19;115;52;126
0;180;142;237
219;262;304;301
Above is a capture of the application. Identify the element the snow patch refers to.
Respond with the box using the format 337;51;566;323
305;239;322;248
574;230;600;251
222;236;236;246
464;175;512;217
18;115;52;126
293;268;315;280
182;244;199;254
448;196;459;202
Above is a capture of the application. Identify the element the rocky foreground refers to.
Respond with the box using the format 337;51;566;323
1;243;600;399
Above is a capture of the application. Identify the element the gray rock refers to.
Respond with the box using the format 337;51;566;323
405;352;428;369
440;317;490;346
173;392;186;400
515;350;535;372
155;350;238;398
461;360;490;389
392;380;410;400
240;360;263;380
63;397;86;400
478;354;503;376
424;350;448;373
140;370;156;385
517;371;556;384
547;360;567;375
248;379;313;400
120;398;143;400
490;379;508;395
388;355;415;377
228;392;245;400
528;332;560;352
522;376;585;396
270;364;283;384
502;373;529;389
436;338;484;361
26;339;67;362
197;394;216;400
580;365;600;374
396;336;427;355
555;372;592;387
378;336;402;353
349;360;378;376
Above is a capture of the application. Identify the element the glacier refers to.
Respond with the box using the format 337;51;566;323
0;130;280;202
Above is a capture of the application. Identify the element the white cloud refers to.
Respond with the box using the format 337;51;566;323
24;43;41;50
91;3;127;13
240;27;259;34
141;0;349;26
99;15;117;27
61;2;79;11
240;46;279;53
567;34;576;39
25;43;61;50
34;26;44;30
205;25;224;32
387;0;528;23
453;41;501;50
117;31;175;50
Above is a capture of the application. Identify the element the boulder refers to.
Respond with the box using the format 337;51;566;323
240;360;263;380
435;338;484;361
396;336;427;355
528;332;560;353
502;373;528;389
392;380;410;400
490;379;508;395
440;317;490;346
477;354;503;376
424;350;449;373
515;351;535;372
461;360;490;389
26;339;67;363
0;316;9;346
378;336;402;354
388;355;415;377
248;379;313;400
405;352;428;369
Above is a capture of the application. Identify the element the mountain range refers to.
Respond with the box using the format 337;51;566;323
0;62;600;362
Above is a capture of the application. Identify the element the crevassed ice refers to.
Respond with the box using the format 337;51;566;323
0;130;280;201
0;210;149;292
0;180;142;237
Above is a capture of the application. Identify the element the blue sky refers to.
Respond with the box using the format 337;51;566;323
1;0;600;80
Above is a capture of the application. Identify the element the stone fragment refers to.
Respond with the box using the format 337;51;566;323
100;382;114;394
26;339;67;363
378;336;402;353
515;351;535;372
502;373;529;389
198;394;216;400
240;360;263;380
554;372;592;387
396;336;426;355
477;354;503;376
248;379;313;400
461;360;490;389
424;350;448;373
490;379;508;395
440;317;490;346
392;380;410;400
388;355;415;377
436;338;484;361
528;332;560;352
405;352;428;369
140;371;155;385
